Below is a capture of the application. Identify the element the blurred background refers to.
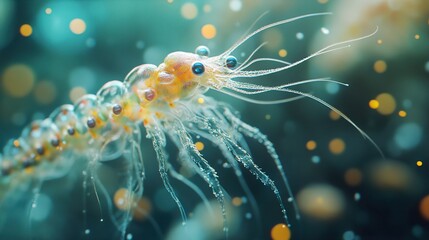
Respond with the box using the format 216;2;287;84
0;0;428;239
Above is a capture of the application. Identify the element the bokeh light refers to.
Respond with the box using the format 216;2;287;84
69;18;86;35
271;223;291;240
19;24;33;37
2;64;35;97
201;24;217;39
181;3;198;20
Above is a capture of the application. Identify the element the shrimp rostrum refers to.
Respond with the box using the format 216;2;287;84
0;13;380;237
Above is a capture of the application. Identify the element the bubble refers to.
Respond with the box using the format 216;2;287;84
297;184;345;220
394;122;422;150
85;229;90;235
245;212;252;219
126;233;133;240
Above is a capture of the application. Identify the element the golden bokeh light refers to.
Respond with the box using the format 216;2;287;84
114;188;133;211
69;87;87;103
271;223;291;240
414;34;420;40
231;197;242;206
20;24;32;37
374;60;387;73
197;97;205;104
181;3;198;20
329;110;341;120
344;168;362;186
195;141;204;151
419;195;429;221
329;138;345;155
278;49;288;57
369;99;379;109
2;64;35;97
377;39;383;44
306;140;317;151
69;18;86;35
133;197;152;220
398;110;407;117
416;161;423;167
201;24;217;39
375;93;396;115
34;81;57;104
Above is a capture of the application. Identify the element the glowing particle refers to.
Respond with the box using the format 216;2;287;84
278;49;287;57
69;18;86;35
13;140;20;148
181;3;198;20
195;141;204;151
344;168;362;186
231;197;242;206
167;0;173;3
20;24;32;37
374;60;387;73
229;0;242;12
203;4;212;13
114;188;133;211
2;64;35;97
197;97;205;104
311;156;320;164
375;93;396;115
85;229;90;235
398;110;407;117
419;195;429;221
69;87;87;103
354;193;361;201
201;24;216;39
377;39;383;44
265;114;271;120
329;138;345;155
369;99;379;109
34;81;57;104
318;0;329;4
414;34;420;40
271;223;291;240
297;184;345;220
321;27;330;34
45;8;52;14
306;140;317;151
296;32;304;40
329;110;341;120
416;161;423;167
133;197;152;220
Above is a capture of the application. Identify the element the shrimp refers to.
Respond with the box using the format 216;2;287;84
0;12;380;239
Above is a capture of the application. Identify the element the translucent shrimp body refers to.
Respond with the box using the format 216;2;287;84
0;12;380;238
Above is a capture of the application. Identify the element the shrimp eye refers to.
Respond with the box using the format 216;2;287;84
225;56;237;69
195;45;210;57
191;62;205;75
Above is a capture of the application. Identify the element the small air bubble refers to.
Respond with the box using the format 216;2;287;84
245;212;252;219
85;229;90;235
296;32;304;40
32;203;37;208
287;197;294;202
321;27;330;34
100;218;104;222
126;233;133;240
311;156;321;164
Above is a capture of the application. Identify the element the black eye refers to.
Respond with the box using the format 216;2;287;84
225;56;237;69
192;62;205;75
195;46;210;57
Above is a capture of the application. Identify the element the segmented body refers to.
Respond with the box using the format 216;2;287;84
0;13;380;238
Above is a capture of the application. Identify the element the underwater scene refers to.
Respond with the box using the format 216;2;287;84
0;0;428;239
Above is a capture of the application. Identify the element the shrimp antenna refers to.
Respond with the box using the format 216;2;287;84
219;12;332;58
